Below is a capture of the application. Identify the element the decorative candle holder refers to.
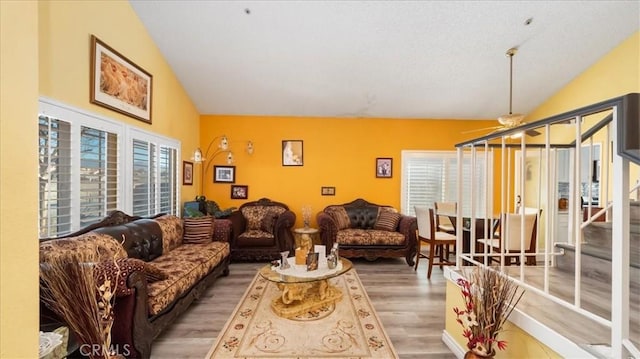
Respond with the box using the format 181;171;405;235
330;242;339;260
280;251;291;270
327;254;338;269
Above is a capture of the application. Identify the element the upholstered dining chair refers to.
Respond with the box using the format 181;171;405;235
414;206;457;279
476;212;538;266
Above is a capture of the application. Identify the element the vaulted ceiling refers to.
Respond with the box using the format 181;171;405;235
130;1;639;120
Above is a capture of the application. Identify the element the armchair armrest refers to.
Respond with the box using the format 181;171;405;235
228;210;246;247
275;210;296;252
317;212;338;248
398;215;417;250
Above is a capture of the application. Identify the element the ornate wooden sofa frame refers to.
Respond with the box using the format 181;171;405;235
39;211;231;358
317;198;417;266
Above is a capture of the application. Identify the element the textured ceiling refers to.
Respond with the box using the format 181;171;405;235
130;1;639;120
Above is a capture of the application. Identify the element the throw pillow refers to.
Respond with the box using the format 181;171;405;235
242;206;272;231
94;258;168;297
183;216;214;244
260;210;278;235
326;206;351;230
143;262;169;282
374;210;401;231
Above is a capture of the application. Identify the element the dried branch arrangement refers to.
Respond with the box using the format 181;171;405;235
40;250;120;359
453;266;525;356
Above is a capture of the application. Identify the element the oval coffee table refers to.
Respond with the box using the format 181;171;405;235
259;257;352;319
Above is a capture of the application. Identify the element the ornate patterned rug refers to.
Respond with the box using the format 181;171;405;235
207;269;398;358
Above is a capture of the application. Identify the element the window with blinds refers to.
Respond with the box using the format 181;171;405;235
131;139;178;217
80;127;119;227
39;116;72;237
401;151;489;217
38;99;180;238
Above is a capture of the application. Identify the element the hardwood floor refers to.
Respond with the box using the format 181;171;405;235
150;258;456;359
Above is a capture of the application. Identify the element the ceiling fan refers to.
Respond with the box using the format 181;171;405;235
464;47;540;137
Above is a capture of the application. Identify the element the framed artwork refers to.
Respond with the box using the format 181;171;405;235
182;161;193;185
376;158;393;178
90;35;153;124
282;140;304;166
231;185;248;199
213;165;235;183
321;186;336;196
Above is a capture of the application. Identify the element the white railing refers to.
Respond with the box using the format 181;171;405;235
454;94;638;358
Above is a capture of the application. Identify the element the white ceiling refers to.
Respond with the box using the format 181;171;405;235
130;1;639;120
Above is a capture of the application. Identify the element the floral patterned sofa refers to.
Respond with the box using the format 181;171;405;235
317;198;417;266
39;211;231;358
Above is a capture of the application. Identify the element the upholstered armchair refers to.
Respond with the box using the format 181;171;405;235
228;198;296;261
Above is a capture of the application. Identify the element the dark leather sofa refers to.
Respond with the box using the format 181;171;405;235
39;211;231;358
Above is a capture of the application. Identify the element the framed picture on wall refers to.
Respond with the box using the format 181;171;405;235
90;35;153;124
183;161;193;185
214;165;235;183
376;158;393;178
282;140;304;166
231;185;248;199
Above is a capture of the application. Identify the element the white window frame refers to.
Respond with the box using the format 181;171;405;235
126;128;180;217
38;97;181;238
401;150;491;217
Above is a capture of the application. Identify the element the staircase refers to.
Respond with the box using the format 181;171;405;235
556;201;640;285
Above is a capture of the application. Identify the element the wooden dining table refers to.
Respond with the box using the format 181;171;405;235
446;214;499;265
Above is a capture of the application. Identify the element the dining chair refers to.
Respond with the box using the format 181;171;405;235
414;206;457;278
476;212;538;266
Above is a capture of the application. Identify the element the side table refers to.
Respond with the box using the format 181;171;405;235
293;227;320;248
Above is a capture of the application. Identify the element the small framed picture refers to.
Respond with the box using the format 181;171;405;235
306;252;319;271
376;158;393;178
282;140;304;166
231;185;248;199
182;161;193;185
213;165;235;183
321;186;336;196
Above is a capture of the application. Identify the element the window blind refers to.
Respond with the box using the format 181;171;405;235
38;116;72;237
401;151;489;217
80;127;119;227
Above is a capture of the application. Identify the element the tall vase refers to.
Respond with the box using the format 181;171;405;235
464;350;495;359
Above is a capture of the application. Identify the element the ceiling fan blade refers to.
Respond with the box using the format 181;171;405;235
461;125;504;134
526;129;541;136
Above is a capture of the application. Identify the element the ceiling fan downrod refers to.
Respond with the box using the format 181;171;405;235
507;47;517;116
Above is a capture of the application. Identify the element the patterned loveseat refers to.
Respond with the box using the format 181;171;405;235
317;198;417;266
39;211;230;358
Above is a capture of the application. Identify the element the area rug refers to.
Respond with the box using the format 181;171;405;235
206;269;398;358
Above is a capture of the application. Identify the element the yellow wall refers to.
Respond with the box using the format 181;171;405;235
525;31;640;204
445;281;560;358
1;1;200;356
199;115;496;226
38;0;202;202
0;2;40;357
526;32;639;123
